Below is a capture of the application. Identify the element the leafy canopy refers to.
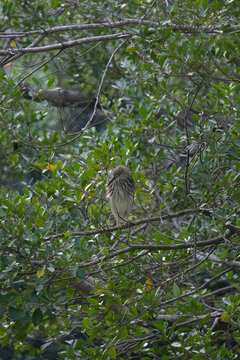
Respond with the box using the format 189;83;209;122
0;0;240;359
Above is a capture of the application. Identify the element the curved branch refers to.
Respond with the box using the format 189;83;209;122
76;231;232;270
45;208;212;240
0;33;131;56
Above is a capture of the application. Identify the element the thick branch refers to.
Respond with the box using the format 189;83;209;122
157;311;222;326
224;223;240;234
77;231;232;270
21;83;98;108
0;33;131;56
0;20;239;38
45;208;212;240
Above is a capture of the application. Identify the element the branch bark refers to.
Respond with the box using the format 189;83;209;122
0;20;239;38
21;83;99;108
0;33;131;56
45;208;212;240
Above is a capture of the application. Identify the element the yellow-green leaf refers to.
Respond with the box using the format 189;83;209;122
34;162;45;168
126;46;140;53
109;347;117;359
37;267;45;278
221;313;230;322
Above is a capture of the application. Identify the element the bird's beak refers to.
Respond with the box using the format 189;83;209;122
107;175;117;186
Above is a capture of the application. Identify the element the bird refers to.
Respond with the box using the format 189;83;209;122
106;165;135;226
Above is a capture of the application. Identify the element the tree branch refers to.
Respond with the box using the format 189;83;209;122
0;33;131;56
45;208;213;240
0;20;239;38
21;83;99;108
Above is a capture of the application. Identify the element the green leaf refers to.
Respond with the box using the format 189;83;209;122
66;287;75;298
80;169;92;187
228;151;239;160
125;139;132;150
129;306;138;316
0;326;7;336
171;3;178;13
75;238;82;248
173;282;180;297
34;217;44;227
32;308;43;326
195;0;201;8
233;139;240;147
43;221;53;231
37;92;45;100
47;77;55;87
205;329;212;341
1;333;10;348
109;347;117;359
76;268;86;280
139;105;148;119
32;77;41;87
28;291;39;304
212;1;221;10
120;326;128;340
87;297;100;306
8;306;22;320
0;208;5;217
82;317;91;327
154;318;165;332
202;0;208;10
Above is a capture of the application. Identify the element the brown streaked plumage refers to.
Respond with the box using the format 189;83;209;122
106;165;135;226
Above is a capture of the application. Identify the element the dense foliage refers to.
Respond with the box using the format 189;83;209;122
0;0;240;359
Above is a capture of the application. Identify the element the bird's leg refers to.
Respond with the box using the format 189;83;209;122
109;212;121;250
126;225;131;245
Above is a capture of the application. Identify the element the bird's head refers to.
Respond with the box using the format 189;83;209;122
107;165;131;186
